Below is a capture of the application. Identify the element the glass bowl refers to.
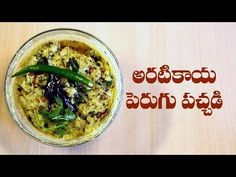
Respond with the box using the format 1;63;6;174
4;28;123;147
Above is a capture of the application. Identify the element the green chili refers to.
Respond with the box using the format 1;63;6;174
12;64;93;88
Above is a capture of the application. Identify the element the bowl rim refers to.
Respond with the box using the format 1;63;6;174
4;28;124;147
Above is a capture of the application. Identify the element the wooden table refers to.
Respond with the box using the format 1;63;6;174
0;23;236;154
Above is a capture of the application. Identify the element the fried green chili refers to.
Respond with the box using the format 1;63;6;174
12;64;93;88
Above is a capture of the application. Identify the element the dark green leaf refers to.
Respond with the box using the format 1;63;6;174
67;57;79;72
54;127;66;137
37;56;48;65
74;94;85;104
39;109;52;120
105;80;112;88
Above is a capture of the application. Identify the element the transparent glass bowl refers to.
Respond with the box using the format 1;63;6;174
4;29;123;147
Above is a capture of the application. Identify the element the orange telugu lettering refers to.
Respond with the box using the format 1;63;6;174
126;91;223;116
132;65;216;84
126;92;176;109
129;65;222;117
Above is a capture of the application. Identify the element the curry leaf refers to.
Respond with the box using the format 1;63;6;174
105;80;112;88
67;57;80;72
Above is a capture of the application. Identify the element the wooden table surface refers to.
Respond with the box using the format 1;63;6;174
0;23;236;154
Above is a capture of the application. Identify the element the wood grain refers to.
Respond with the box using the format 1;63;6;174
0;23;236;154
